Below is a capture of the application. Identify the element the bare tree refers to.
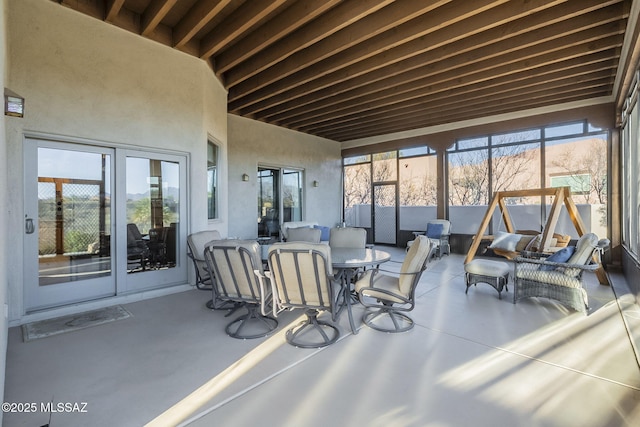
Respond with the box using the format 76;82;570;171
372;152;396;182
448;150;490;205
344;164;371;208
550;138;607;204
400;171;437;206
448;143;537;206
491;144;537;194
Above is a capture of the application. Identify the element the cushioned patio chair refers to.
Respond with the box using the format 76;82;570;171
329;227;367;249
513;233;609;314
204;240;277;339
280;221;318;241
329;226;368;283
407;219;450;258
356;235;433;332
285;227;322;243
188;230;238;312
261;242;342;348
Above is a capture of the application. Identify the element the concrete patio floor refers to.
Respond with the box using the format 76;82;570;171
4;249;640;427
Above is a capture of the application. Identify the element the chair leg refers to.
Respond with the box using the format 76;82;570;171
225;305;278;339
362;302;414;333
206;285;243;316
286;309;339;348
207;297;242;316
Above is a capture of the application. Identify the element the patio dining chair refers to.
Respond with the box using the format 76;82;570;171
328;227;367;249
204;240;277;339
285;227;322;243
356;235;433;333
188;230;238;312
261;242;342;348
329;226;368;283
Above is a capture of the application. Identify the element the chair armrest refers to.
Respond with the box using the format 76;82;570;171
367;267;422;278
357;284;411;305
514;257;600;272
254;269;277;317
519;250;550;260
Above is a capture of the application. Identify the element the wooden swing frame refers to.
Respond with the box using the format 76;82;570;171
464;186;608;285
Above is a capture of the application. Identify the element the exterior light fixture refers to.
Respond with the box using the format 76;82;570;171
242;173;249;182
313;180;319;187
4;88;24;117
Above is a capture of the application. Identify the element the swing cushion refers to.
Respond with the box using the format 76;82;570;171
489;232;522;252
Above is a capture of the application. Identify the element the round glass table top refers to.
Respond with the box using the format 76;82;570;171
330;248;391;268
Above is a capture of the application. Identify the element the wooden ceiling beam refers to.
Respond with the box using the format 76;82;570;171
264;13;623;125
285;48;621;133
300;64;617;134
173;0;233;48
222;0;396;88
247;1;624;118
141;0;178;36
308;74;615;137
281;33;623;129
323;88;611;141
213;0;341;75
59;0;104;19
199;0;288;60
262;5;625;122
317;86;611;141
228;0;572;112
105;0;125;22
226;0;485;99
308;79;615;137
307;65;615;134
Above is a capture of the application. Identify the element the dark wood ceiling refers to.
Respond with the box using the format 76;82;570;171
55;0;632;142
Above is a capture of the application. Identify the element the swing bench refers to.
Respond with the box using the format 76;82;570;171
464;187;609;290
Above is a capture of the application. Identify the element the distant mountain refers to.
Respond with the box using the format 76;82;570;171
127;187;180;201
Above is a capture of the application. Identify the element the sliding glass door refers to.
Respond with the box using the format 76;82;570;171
24;139;188;312
257;167;303;240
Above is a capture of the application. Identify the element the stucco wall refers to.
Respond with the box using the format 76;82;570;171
227;115;342;239
4;0;228;321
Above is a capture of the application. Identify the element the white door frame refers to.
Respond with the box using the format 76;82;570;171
23;138;116;311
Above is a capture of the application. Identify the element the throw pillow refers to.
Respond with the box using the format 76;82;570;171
525;234;542;252
489;231;522;252
313;225;331;241
515;235;536;252
426;223;444;239
539;246;576;271
554;234;571;248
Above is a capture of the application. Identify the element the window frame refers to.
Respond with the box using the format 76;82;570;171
207;139;219;220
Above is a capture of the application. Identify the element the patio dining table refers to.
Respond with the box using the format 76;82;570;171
331;247;391;335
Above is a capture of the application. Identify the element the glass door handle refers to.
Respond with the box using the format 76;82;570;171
25;216;34;234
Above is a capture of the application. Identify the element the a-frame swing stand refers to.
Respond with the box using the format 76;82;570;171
464;187;608;285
